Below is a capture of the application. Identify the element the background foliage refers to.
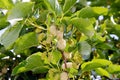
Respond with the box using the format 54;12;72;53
0;0;120;80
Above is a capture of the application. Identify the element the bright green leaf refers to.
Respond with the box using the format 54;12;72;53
78;7;95;18
0;0;13;9
0;23;23;49
14;32;39;53
8;2;34;20
47;69;60;80
12;53;50;75
78;41;91;60
44;0;62;16
63;0;77;14
25;52;44;69
49;50;62;65
78;7;108;18
71;18;95;37
92;7;108;15
95;68;110;78
25;52;49;73
81;59;112;71
107;64;120;74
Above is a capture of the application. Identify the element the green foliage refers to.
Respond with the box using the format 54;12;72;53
1;0;120;80
0;0;13;9
44;0;62;16
81;59;112;71
0;23;23;49
78;7;108;18
71;18;95;37
8;2;34;20
14;32;39;53
63;0;77;14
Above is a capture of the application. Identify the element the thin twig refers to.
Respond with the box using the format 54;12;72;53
27;20;47;30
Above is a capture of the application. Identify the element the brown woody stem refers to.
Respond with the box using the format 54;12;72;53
60;50;67;69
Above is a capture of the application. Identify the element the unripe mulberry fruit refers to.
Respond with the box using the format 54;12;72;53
60;72;68;80
57;39;66;51
50;24;57;36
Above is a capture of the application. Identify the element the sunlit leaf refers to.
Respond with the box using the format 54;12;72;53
25;52;49;73
14;32;39;53
8;2;34;20
71;18;95;37
44;0;62;16
47;69;60;80
92;7;108;15
0;0;13;9
78;7;108;18
49;50;62;65
0;23;23;49
63;0;77;14
81;59;112;71
95;68;110;78
107;64;120;74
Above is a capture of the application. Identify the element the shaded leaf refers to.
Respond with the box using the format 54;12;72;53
63;0;77;14
14;32;39;53
8;2;34;20
0;16;10;30
78;41;91;60
12;61;27;76
0;23;23;49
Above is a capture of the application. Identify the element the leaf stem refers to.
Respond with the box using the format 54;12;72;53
27;19;47;30
60;50;67;69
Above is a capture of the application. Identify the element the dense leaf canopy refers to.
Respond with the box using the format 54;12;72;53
0;0;120;80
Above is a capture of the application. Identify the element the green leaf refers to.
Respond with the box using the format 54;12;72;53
95;68;110;78
0;15;10;30
81;59;112;71
0;23;23;49
12;61;27;76
47;69;60;80
12;53;50;75
92;7;108;15
0;53;6;59
71;18;95;37
0;0;13;9
25;52;49;73
78;41;91;60
8;2;34;20
14;32;39;53
49;50;62;65
63;0;77;14
78;7;95;18
107;64;120;74
78;7;108;18
44;0;62;16
25;52;44;69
